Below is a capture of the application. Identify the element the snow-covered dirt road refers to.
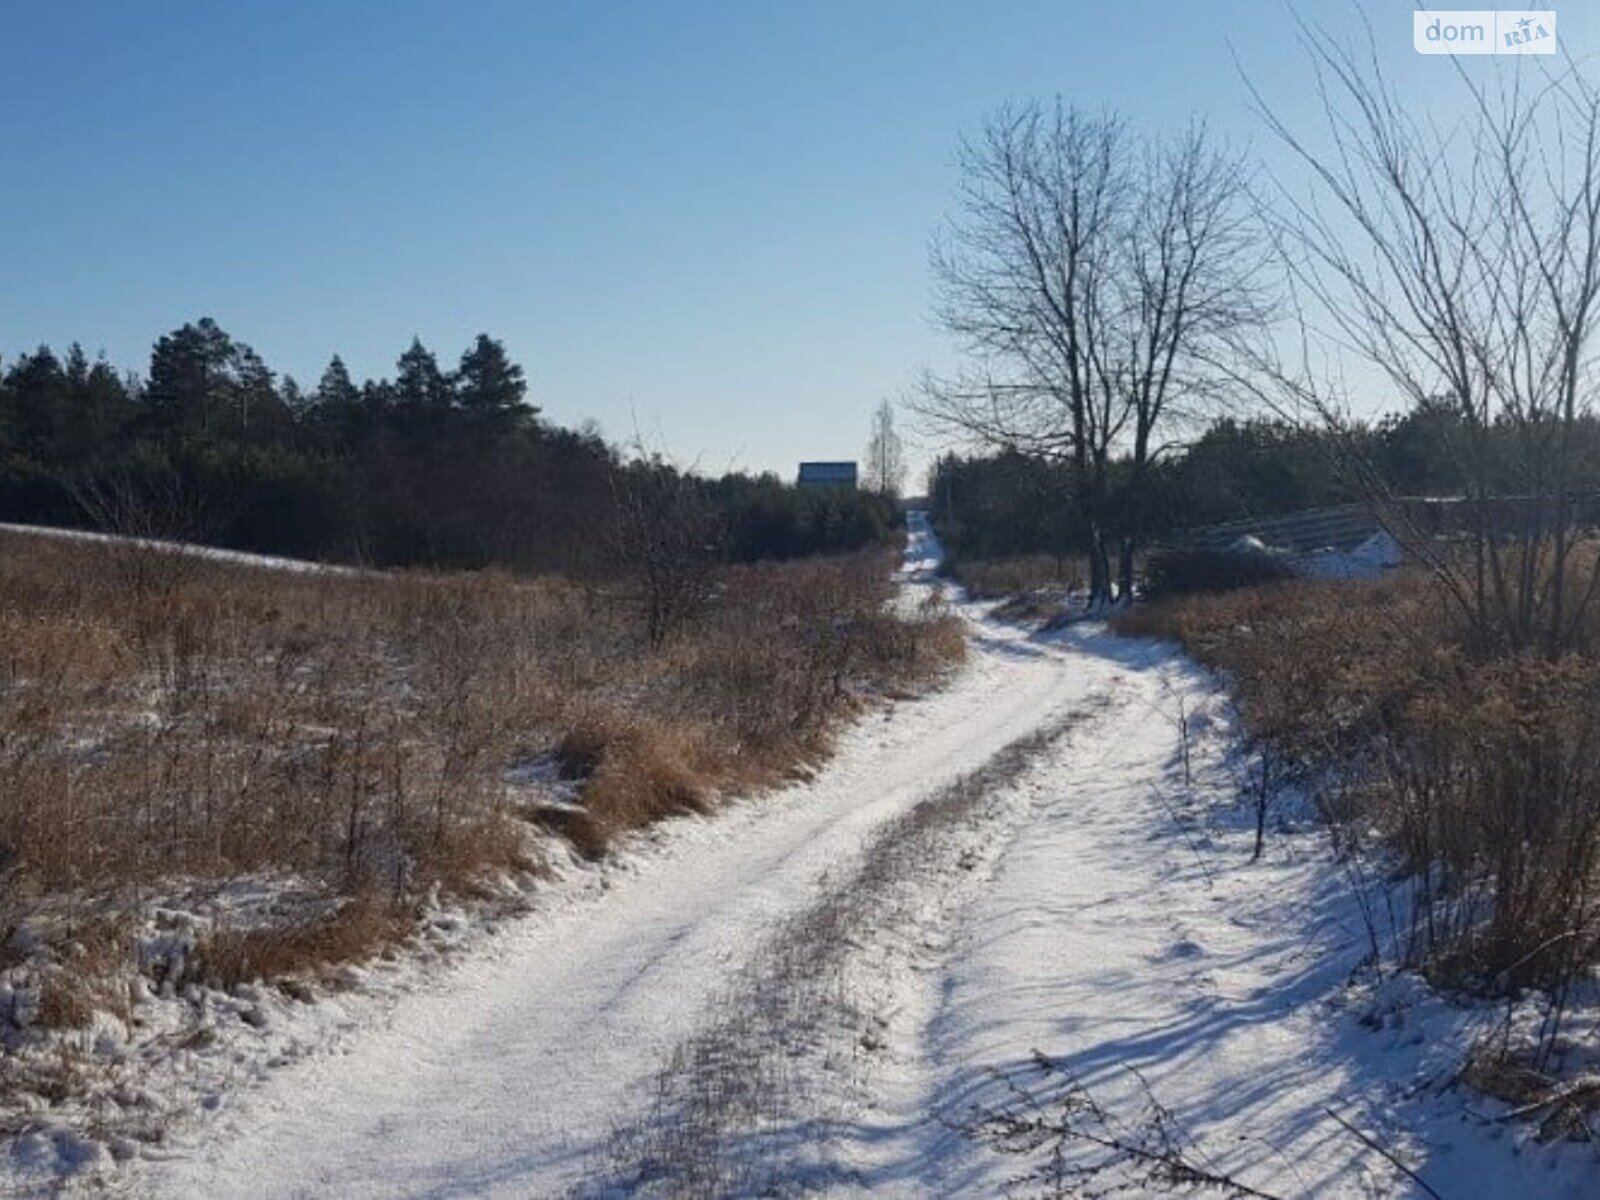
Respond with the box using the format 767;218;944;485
132;517;1591;1198
135;517;1094;1198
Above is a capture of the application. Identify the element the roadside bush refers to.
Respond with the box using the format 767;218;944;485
1139;547;1294;601
562;548;965;855
1115;562;1600;1037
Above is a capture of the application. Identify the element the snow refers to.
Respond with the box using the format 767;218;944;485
1352;529;1403;569
755;625;1596;1197
1229;533;1275;556
1294;529;1403;580
10;512;1595;1196
853;629;1582;1197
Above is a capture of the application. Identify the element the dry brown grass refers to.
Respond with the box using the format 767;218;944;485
191;901;409;991
1115;564;1600;1121
547;552;966;856
553;716;713;859
34;920;134;1031
1113;574;1449;763
948;554;1085;602
1114;562;1600;1004
0;532;962;1002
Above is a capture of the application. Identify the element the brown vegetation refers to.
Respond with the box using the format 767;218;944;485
190;902;408;992
1115;558;1600;1075
0;530;962;1002
948;554;1085;602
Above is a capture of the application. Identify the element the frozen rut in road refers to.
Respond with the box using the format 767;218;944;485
139;518;1095;1199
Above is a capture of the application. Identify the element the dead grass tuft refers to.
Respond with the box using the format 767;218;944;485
1462;1047;1600;1142
192;901;408;990
35;972;104;1031
32;919;134;1030
567;721;713;857
553;716;615;780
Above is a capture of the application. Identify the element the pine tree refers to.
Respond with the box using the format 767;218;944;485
316;355;360;409
145;318;237;440
64;343;89;391
2;346;68;464
456;334;533;439
65;347;131;462
394;338;451;414
231;344;282;441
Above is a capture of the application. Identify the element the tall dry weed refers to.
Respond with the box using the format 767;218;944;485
1116;560;1600;1041
0;532;961;994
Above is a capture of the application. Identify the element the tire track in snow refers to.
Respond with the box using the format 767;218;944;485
583;708;1095;1197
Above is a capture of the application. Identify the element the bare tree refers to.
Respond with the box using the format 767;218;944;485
1117;127;1268;595
608;456;723;647
1245;26;1600;654
919;100;1259;605
863;399;906;495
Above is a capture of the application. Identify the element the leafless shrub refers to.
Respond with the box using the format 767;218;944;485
67;468;220;606
609;461;723;647
1243;25;1600;658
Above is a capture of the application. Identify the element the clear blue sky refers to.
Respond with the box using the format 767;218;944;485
2;2;1591;483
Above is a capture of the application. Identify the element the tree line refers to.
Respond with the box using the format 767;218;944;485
928;405;1600;565
0;320;897;575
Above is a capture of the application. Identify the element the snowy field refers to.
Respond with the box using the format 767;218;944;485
9;516;1595;1197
